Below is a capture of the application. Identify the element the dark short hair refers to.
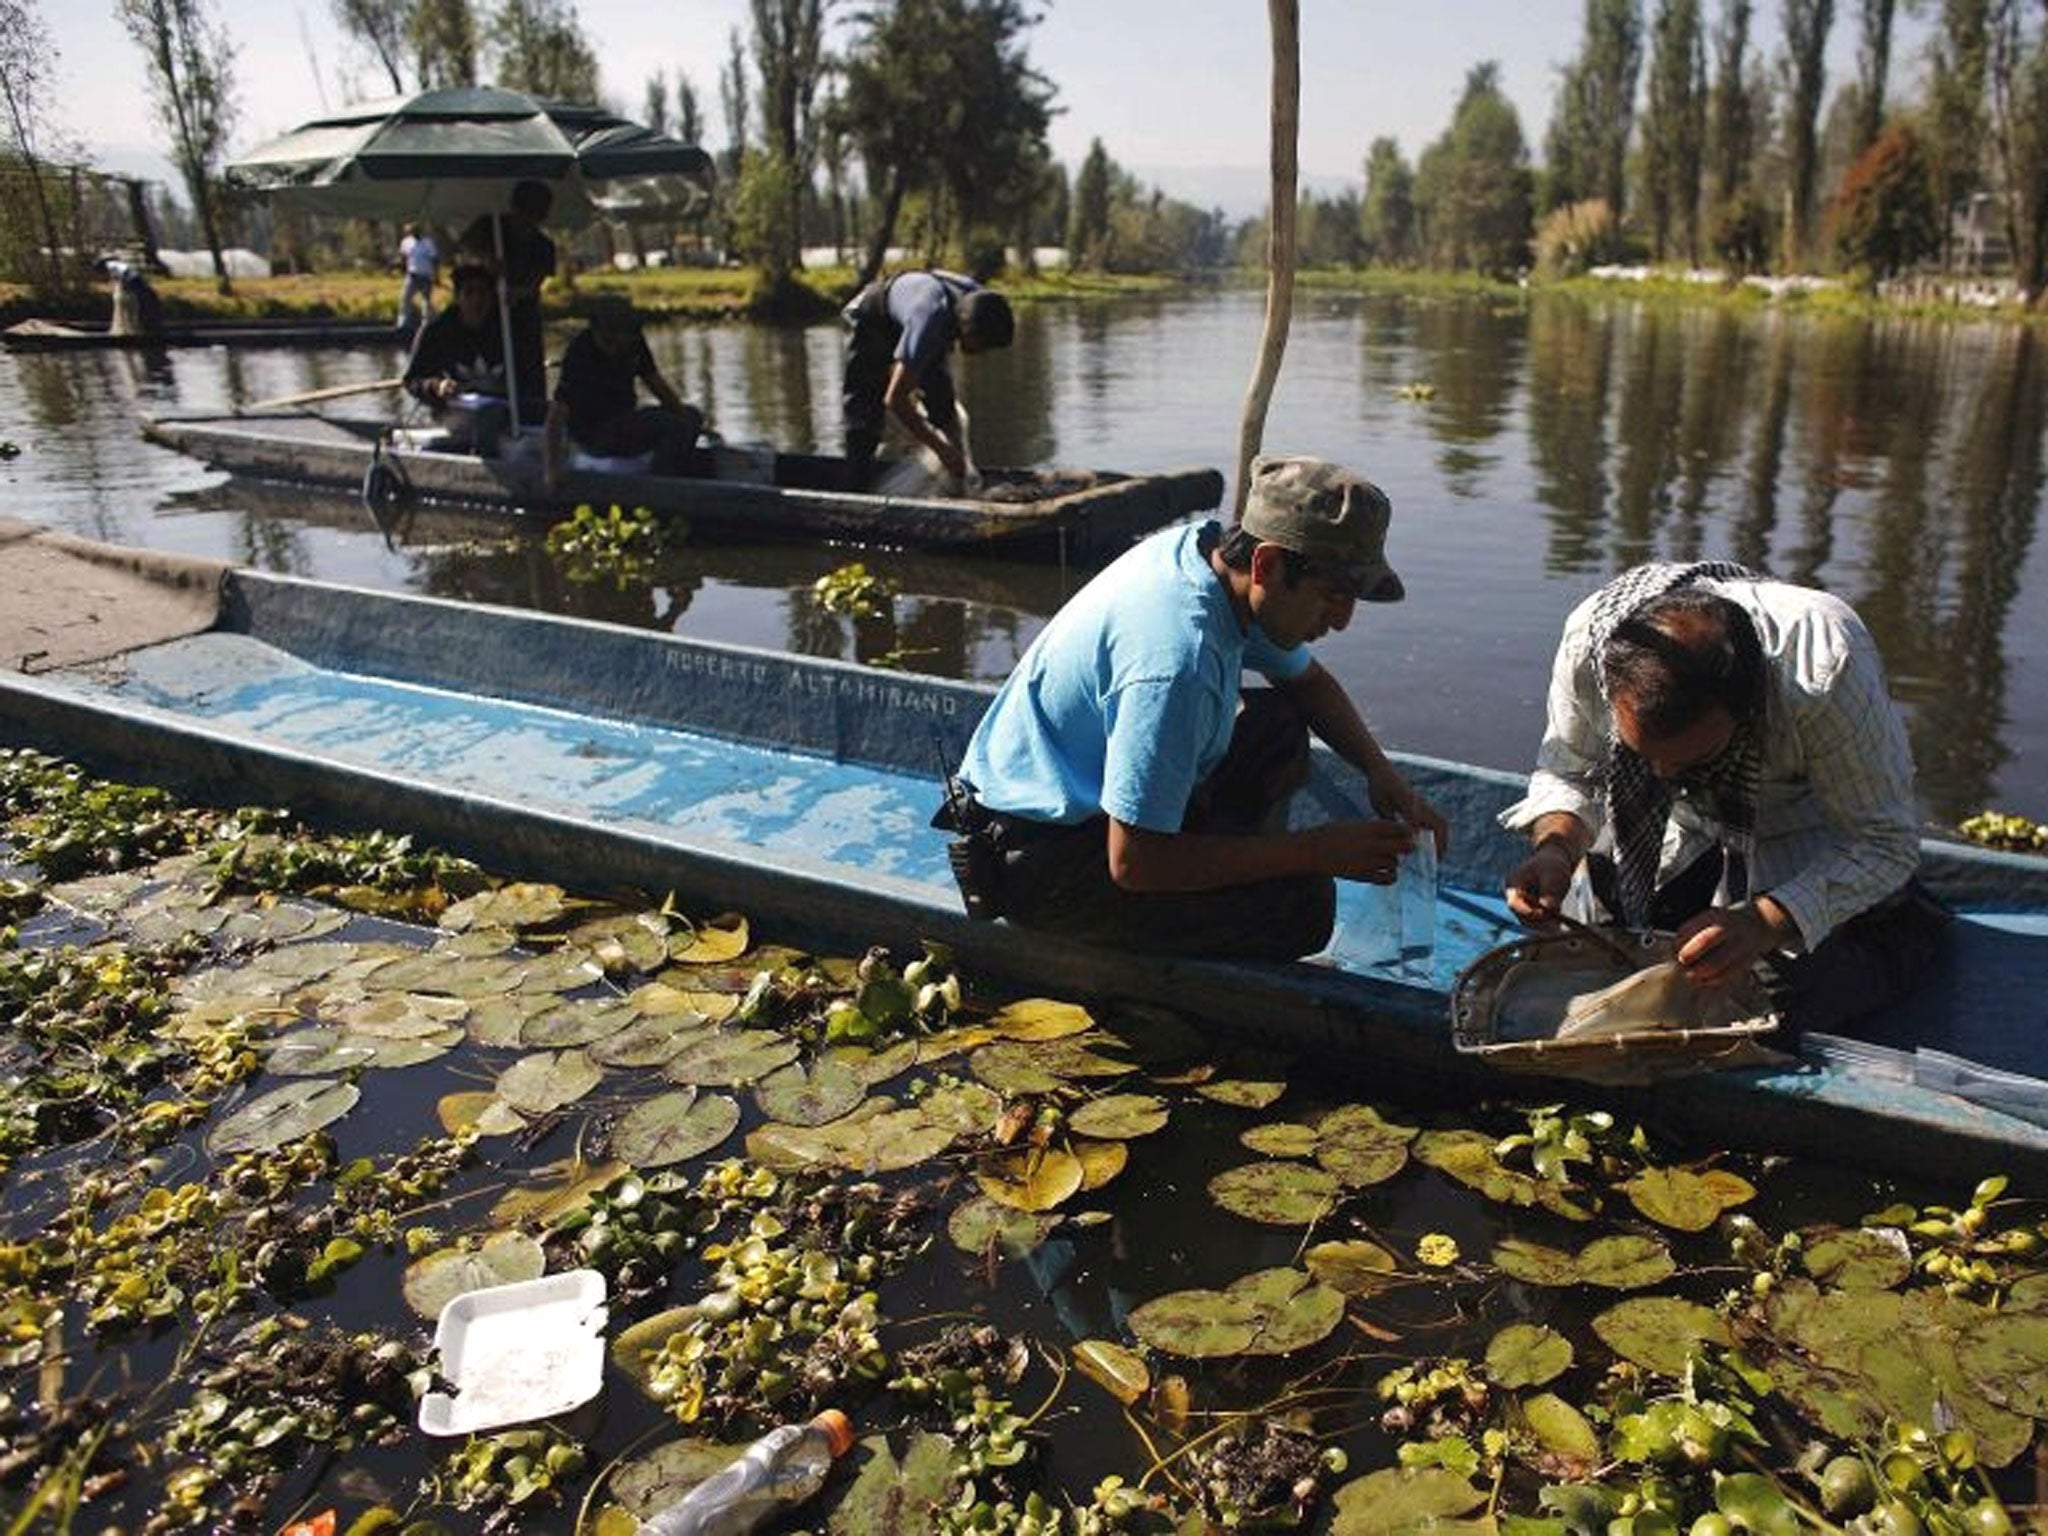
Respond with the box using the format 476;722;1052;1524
957;289;1014;349
511;179;554;221
1601;589;1763;737
1217;526;1315;586
452;263;494;291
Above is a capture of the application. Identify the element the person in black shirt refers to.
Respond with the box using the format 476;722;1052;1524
459;178;557;423
402;264;508;451
543;298;703;489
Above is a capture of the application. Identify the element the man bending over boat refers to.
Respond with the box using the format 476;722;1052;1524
1500;563;1949;1036
940;455;1447;960
403;264;508;451
841;270;1013;488
544;299;704;489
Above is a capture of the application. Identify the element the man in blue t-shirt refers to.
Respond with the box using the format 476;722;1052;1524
840;270;1013;486
944;455;1448;959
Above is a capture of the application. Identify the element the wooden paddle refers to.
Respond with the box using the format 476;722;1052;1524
237;376;406;415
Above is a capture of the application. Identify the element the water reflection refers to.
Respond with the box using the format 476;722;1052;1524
2;291;2043;822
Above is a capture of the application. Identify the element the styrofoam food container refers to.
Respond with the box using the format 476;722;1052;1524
418;1268;608;1436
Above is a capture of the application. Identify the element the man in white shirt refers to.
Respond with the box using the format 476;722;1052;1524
396;223;440;332
1501;561;1948;1035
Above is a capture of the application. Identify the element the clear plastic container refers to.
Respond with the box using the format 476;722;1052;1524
637;1410;855;1536
1325;823;1439;981
1397;832;1439;982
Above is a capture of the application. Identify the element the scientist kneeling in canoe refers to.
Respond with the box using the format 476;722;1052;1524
1500;561;1950;1036
940;455;1447;960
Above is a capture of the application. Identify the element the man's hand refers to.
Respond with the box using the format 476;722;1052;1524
430;377;459;404
1506;840;1576;927
1324;818;1415;884
1374;778;1450;856
1674;903;1782;989
935;442;967;479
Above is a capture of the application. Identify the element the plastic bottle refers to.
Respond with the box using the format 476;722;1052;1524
637;1410;855;1536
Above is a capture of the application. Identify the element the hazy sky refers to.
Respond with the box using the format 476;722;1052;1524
45;0;1929;210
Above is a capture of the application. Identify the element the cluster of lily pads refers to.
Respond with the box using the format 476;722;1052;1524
3;752;2047;1535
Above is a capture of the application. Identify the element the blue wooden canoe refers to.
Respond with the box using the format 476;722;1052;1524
4;548;2046;1182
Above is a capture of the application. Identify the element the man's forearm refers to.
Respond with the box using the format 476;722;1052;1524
1108;821;1333;892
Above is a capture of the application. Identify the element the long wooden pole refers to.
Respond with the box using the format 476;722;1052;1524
1232;0;1300;521
236;376;405;415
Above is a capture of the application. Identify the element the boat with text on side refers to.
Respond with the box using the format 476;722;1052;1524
139;409;1226;562
3;522;2045;1182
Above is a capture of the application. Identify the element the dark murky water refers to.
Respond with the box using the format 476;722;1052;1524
3;288;2043;825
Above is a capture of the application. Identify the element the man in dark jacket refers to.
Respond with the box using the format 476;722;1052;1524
840;269;1013;486
543;298;703;489
402;264;508;451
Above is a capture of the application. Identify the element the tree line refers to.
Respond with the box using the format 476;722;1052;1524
3;0;2047;305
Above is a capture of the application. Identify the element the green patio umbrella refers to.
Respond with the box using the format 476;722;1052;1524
228;87;715;426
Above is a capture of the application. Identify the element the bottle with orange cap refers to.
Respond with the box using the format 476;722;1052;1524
636;1409;855;1536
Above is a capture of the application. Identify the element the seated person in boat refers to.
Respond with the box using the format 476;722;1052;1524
840;270;1013;488
543;298;704;488
402;264;507;449
1500;562;1949;1035
459;178;555;424
941;455;1447;960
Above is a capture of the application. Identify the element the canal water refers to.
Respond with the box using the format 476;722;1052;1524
2;287;2043;829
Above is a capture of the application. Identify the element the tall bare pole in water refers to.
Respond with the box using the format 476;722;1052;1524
1233;0;1300;520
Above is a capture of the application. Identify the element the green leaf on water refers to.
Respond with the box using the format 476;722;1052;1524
1208;1161;1342;1226
1491;1238;1581;1287
206;1078;360;1155
1304;1239;1404;1296
986;997;1094;1040
662;1029;802;1087
1067;1092;1170;1139
495;1048;604;1114
1241;1121;1320;1157
1073;1338;1150;1404
1714;1472;1801;1536
1128;1267;1344;1359
827;1430;955;1535
1591;1296;1733;1377
1486;1322;1574;1387
440;882;569;932
1522;1391;1601;1466
1801;1225;1914;1290
611;1090;740;1168
1622;1167;1726;1231
608;1437;745;1520
754;1057;867;1126
947;1194;1060;1258
1329;1466;1486;1535
1575;1234;1676;1290
400;1230;545;1318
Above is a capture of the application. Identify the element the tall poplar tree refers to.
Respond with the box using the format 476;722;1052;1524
745;0;829;285
332;0;412;92
1706;0;1754;207
1779;0;1835;267
0;0;72;292
1541;0;1643;214
1926;0;1990;268
1361;135;1416;265
1068;138;1111;268
1641;0;1707;260
117;0;237;293
1853;0;1896;157
491;0;596;99
411;0;477;86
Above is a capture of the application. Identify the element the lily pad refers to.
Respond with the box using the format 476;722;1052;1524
492;1157;630;1227
976;1146;1085;1211
986;997;1095;1040
1523;1391;1600;1466
1329;1466;1485;1536
611;1091;741;1168
663;1030;802;1087
1487;1322;1574;1388
1208;1161;1342;1226
1414;1129;1592;1221
608;1437;746;1519
914;1081;1002;1136
1074;1339;1150;1404
206;1078;360;1155
1071;1137;1128;1191
826;1430;955;1535
1241;1122;1321;1158
495;1048;604;1114
754;1058;868;1127
1128;1267;1344;1358
669;912;750;963
947;1195;1060;1258
588;1014;713;1068
1956;1309;2048;1418
1491;1237;1581;1287
1575;1234;1676;1289
329;990;468;1036
853;1108;960;1173
1305;1239;1404;1296
563;910;671;973
1623;1167;1729;1231
1314;1103;1416;1188
401;1230;546;1318
1591;1295;1733;1376
1067;1093;1169;1139
465;993;556;1048
440;882;568;932
437;1091;527;1138
1801;1225;1914;1290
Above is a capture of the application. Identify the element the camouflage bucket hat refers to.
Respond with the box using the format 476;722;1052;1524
1240;455;1404;602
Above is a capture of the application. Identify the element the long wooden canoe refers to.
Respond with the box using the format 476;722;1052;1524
139;410;1226;561
3;543;2046;1181
4;317;403;352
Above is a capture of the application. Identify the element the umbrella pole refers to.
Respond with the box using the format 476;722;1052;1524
493;213;523;436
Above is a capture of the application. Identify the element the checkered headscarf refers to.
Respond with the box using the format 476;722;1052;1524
1587;562;1764;928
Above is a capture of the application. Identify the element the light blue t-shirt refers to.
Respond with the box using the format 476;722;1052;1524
960;522;1313;831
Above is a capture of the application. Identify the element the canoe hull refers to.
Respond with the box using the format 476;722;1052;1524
4;564;2047;1182
140;412;1226;560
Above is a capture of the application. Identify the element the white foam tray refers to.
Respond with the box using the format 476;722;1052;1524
418;1268;608;1436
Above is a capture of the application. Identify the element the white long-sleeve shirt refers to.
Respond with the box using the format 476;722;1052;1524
1499;576;1922;949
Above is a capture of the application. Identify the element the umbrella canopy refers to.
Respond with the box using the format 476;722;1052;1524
226;86;714;227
